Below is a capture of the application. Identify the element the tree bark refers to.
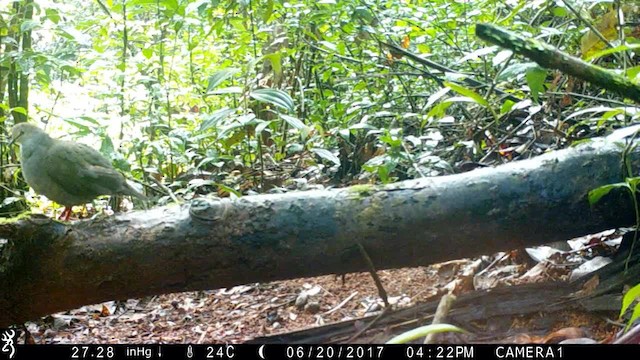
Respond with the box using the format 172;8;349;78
475;23;640;103
1;128;640;326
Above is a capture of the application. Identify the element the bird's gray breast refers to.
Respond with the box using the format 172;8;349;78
20;141;89;206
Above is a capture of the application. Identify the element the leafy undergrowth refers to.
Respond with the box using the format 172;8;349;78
21;232;624;344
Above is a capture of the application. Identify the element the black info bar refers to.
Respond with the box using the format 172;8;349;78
0;342;639;360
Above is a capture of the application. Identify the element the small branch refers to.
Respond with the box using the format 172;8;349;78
356;241;389;308
475;23;640;103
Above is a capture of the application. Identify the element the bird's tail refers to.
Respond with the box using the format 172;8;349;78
123;181;147;200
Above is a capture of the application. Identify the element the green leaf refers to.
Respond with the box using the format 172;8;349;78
264;53;282;76
444;82;488;107
626;66;640;79
255;120;275;135
63;116;100;133
10;107;27;116
311;148;340;166
500;100;516;114
250;88;295;113
588;183;627;205
45;9;61;24
142;48;153;59
319;41;337;51
585;44;640;62
498;62;539;82
386;324;465;344
20;20;39;33
263;0;274;22
621;283;640;319
426;102;452;120
200;107;236;131
217;183;242;198
280;114;308;131
566;106;615;121
627;177;640;188
425;87;451;109
100;135;115;157
525;66;547;102
627;303;640;332
206;68;240;93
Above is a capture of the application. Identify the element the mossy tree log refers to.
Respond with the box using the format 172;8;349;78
475;23;640;103
2;129;640;326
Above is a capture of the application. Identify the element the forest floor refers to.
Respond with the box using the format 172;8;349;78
21;230;623;344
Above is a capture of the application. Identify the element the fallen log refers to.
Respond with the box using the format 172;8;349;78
1;127;640;326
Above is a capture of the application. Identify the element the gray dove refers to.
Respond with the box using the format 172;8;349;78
12;122;145;220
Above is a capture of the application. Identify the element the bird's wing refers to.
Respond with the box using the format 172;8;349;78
45;141;127;197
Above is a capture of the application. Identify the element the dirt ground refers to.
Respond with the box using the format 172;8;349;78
23;236;624;344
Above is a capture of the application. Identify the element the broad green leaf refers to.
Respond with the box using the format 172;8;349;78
311;148;340;165
218;123;244;141
425;87;450;109
492;50;513;66
319;41;337;51
500;100;516;114
100;135;115;157
250;88;295;113
20;20;39;33
376;164;389;183
626;177;640;192
10;107;27;116
588;183;628;205
353;80;367;92
444;82;488;107
217;183;242;198
599;109;626;126
280;114;308;130
237;113;257;126
77;116;100;125
551;6;569;17
142;48;153;59
200;108;236;131
222;128;246;146
498;62;539;82
255;120;275;135
586;44;640;62
263;0;274;22
566;106;615;121
206;68;240;92
621;283;640;319
386;324;465;344
525;66;547;102
426;102;452;120
459;46;496;63
63;117;99;132
627;304;640;332
45;8;61;23
264;53;282;76
627;66;640;79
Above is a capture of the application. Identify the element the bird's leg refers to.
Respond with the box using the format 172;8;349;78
59;206;72;221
